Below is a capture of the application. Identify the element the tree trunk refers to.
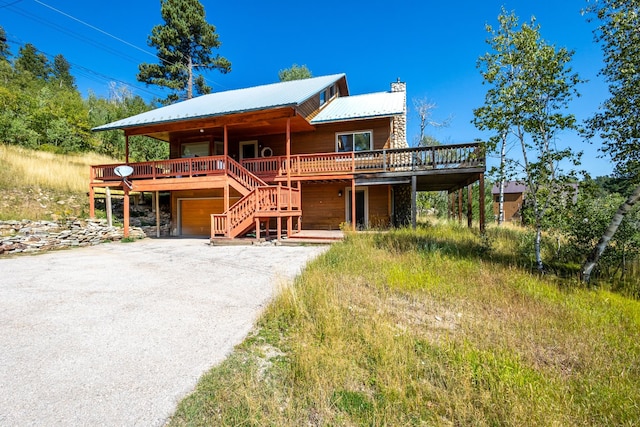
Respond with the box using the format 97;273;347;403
535;225;543;272
498;180;505;225
498;131;507;225
582;183;640;283
187;55;193;100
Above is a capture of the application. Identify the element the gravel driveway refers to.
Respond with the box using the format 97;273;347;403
0;238;327;426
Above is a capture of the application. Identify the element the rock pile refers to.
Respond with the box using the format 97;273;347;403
0;219;146;255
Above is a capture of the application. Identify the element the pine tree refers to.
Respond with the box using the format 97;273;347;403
52;54;75;89
137;0;231;102
14;43;50;80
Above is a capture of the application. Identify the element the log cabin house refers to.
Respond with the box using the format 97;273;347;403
90;73;486;240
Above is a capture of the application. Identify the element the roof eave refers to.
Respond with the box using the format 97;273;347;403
92;102;301;133
310;112;402;125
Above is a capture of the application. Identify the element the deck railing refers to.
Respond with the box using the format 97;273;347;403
92;143;484;183
92;156;228;181
242;142;484;178
91;155;265;187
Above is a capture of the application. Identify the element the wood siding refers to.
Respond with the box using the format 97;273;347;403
368;185;392;228
493;193;524;222
301;182;391;230
253;118;392;159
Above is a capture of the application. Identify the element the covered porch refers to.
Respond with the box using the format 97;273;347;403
89;142;486;239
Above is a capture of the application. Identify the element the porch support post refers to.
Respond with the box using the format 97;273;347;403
411;175;417;229
123;185;130;239
458;188;463;223
223;125;228;159
467;184;473;228
276;184;282;241
388;185;392;224
125;134;130;164
224;182;229;212
351;179;356;231
479;173;486;234
89;186;95;219
297;180;302;233
155;190;160;238
277;217;282;241
448;192;454;220
286;118;291;188
106;187;113;227
255;218;260;241
287;216;292;237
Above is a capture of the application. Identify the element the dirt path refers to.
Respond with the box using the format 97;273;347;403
0;238;327;426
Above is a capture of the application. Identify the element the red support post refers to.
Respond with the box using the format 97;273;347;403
467;184;473;228
123;186;130;238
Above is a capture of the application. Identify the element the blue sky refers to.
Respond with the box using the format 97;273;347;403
1;0;613;177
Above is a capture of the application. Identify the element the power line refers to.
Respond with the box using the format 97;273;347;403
28;0;228;91
5;37;166;99
5;4;144;65
33;0;159;61
0;0;24;9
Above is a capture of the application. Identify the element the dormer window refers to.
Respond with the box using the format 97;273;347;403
319;84;338;108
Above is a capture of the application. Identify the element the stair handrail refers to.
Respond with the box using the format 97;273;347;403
226;157;267;190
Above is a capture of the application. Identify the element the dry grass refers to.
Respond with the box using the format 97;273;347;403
0;144;117;219
169;223;640;426
0;144;115;193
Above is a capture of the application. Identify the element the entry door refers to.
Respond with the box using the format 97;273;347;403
239;140;258;160
346;189;367;228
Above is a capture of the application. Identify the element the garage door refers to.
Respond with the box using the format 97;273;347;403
180;199;224;237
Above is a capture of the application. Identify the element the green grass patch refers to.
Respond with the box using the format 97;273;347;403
169;223;640;426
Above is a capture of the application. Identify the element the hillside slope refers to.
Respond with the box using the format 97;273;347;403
0;144;117;220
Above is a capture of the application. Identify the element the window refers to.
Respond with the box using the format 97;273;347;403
181;141;209;157
336;131;373;152
213;141;224;155
320;85;337;108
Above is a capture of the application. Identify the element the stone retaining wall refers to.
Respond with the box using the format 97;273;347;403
0;219;146;255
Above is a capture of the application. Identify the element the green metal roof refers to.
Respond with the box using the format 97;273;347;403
93;73;347;131
310;91;405;124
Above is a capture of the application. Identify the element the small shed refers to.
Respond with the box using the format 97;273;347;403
492;182;527;222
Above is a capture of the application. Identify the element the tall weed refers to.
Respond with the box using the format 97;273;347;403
170;224;640;426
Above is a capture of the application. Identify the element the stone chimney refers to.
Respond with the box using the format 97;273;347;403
391;78;407;148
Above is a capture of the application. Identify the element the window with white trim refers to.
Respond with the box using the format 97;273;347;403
336;131;372;152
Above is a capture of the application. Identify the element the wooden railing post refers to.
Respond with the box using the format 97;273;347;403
431;146;437;169
382;149;387;172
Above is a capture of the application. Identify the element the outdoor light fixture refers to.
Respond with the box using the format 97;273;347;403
338;190;343;197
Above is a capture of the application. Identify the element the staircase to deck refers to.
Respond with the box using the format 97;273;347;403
212;158;301;239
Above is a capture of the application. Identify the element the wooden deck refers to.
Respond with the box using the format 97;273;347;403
91;143;484;189
89;143;485;239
